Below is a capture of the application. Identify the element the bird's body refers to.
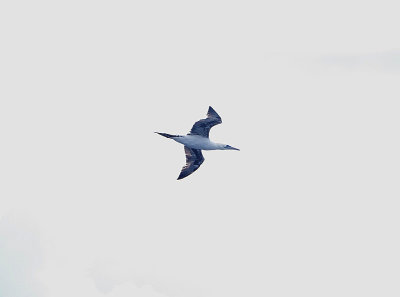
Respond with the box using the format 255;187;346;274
156;106;239;180
172;134;223;150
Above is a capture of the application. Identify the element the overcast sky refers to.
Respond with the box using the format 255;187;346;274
1;0;399;296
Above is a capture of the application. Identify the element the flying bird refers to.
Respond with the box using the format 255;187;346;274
156;106;240;180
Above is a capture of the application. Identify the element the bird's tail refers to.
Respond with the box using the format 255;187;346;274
155;132;180;138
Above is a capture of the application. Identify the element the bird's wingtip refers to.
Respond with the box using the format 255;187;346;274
207;106;221;120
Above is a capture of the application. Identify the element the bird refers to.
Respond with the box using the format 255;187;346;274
156;106;239;180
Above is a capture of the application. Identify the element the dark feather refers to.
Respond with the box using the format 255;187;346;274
189;106;222;138
177;146;205;180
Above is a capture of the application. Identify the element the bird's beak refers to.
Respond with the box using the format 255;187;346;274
229;146;240;151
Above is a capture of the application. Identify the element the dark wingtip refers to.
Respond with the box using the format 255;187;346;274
177;169;191;180
207;106;221;120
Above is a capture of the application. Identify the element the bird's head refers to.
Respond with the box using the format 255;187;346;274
219;143;240;151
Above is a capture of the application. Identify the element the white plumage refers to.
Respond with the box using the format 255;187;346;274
172;135;224;150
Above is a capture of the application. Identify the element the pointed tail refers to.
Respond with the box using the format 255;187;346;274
155;132;180;138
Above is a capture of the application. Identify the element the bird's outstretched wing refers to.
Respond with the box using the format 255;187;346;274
177;146;205;180
189;106;222;138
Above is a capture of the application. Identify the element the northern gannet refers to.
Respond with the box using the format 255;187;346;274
156;106;240;180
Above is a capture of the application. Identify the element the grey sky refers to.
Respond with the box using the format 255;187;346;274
315;50;400;73
1;0;400;296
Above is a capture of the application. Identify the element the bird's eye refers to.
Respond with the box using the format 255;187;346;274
225;145;229;148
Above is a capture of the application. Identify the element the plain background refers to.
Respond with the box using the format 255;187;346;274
1;0;399;296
